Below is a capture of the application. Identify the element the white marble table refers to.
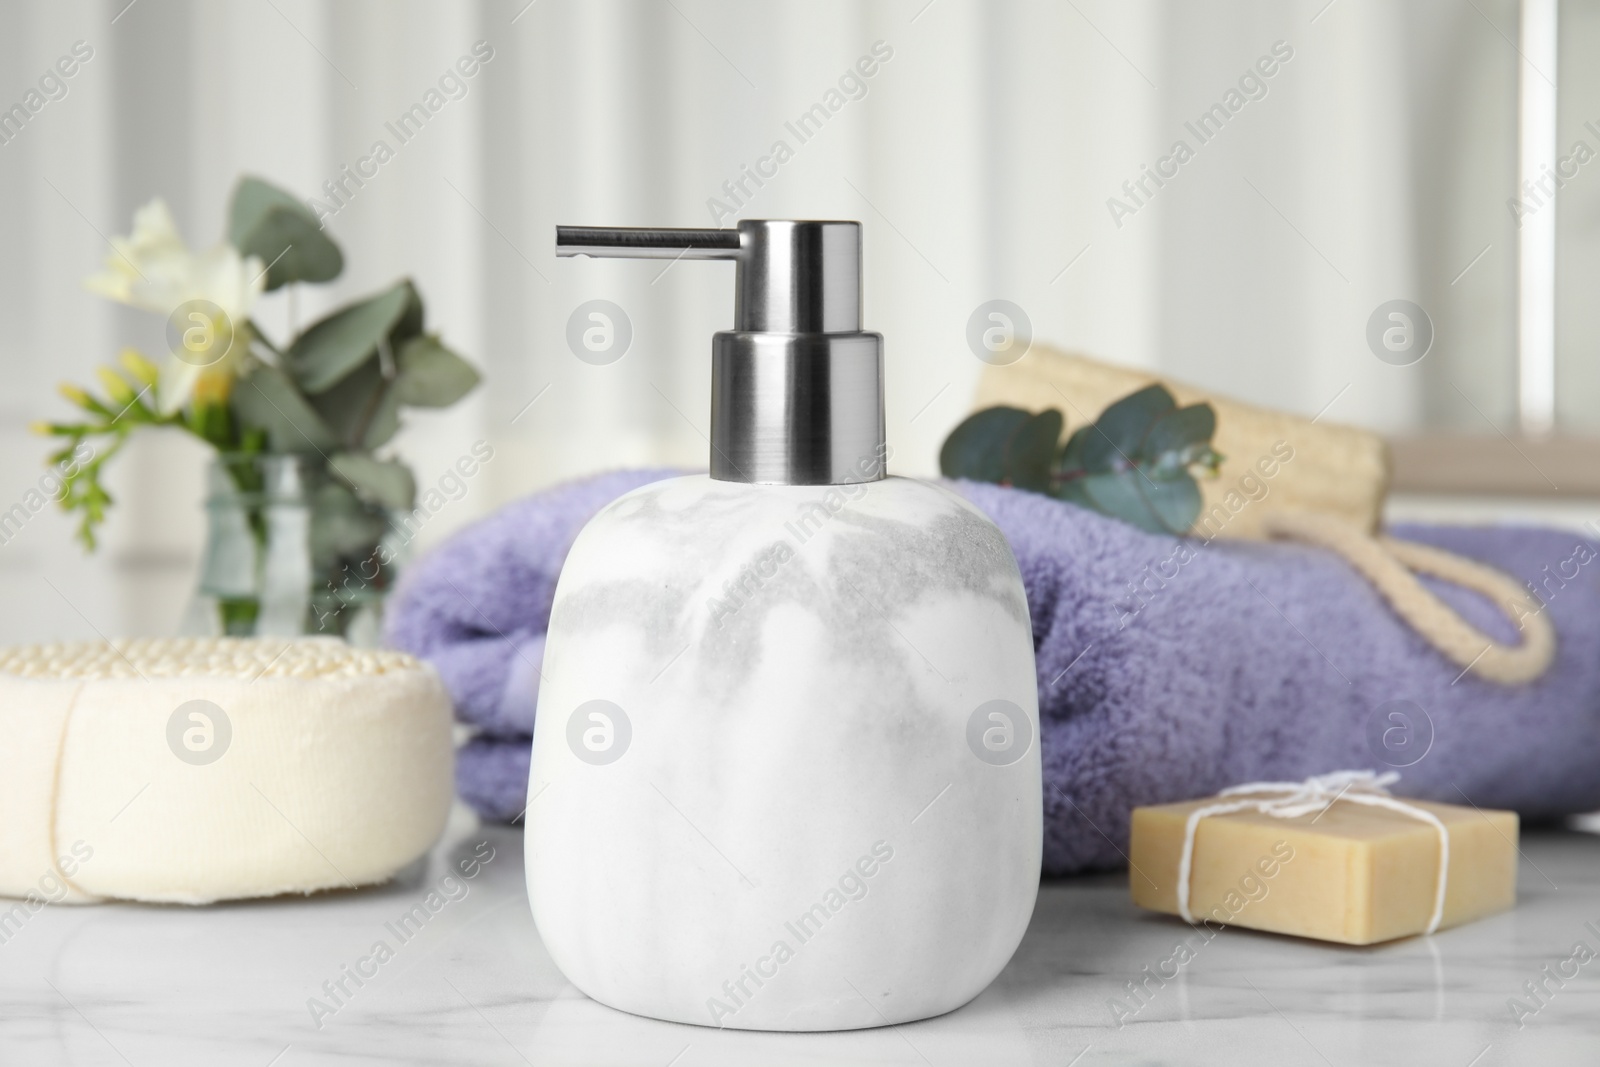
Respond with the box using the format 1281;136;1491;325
4;805;1598;1066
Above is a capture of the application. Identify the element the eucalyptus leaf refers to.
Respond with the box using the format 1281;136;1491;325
1079;384;1176;473
230;360;335;452
1137;472;1202;534
287;282;412;394
1144;403;1216;460
394;334;480;407
229;176;343;290
330;452;416;510
1079;470;1201;535
305;358;379;445
939;407;1032;483
306;360;402;450
1006;409;1063;493
360;386;403;449
1079;472;1168;534
389;279;425;342
1058;425;1093;473
945;389;1216;537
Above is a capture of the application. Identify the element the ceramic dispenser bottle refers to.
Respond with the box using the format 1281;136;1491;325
527;220;1041;1031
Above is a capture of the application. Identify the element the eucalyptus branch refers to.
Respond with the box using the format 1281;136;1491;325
941;385;1223;536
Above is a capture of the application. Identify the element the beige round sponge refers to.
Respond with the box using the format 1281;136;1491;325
0;637;454;906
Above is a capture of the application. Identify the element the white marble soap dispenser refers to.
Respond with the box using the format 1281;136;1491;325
526;220;1041;1031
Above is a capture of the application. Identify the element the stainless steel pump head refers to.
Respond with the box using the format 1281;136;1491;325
556;219;885;486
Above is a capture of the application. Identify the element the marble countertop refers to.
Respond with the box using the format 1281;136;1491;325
4;806;1598;1066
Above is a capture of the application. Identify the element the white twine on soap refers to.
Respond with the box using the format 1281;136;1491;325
1174;769;1450;935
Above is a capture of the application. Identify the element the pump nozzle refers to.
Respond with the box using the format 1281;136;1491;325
555;219;884;486
556;226;740;260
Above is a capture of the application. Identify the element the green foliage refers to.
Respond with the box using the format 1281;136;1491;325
46;431;127;552
394;334;482;407
286;281;413;393
39;354;226;550
329;453;418;511
42;175;480;554
940;384;1223;535
939;407;1033;483
231;359;336;452
229;176;343;290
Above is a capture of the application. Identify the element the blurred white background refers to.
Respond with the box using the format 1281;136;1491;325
1;0;1592;641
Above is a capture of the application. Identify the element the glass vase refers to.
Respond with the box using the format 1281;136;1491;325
181;453;408;646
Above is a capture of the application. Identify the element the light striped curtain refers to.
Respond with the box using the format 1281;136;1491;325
0;0;1541;641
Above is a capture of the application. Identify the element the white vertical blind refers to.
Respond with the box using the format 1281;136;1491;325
0;0;1532;642
1517;0;1558;436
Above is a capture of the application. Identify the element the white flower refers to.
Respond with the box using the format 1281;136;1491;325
85;199;266;415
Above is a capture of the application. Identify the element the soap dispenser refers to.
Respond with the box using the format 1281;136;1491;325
526;220;1041;1031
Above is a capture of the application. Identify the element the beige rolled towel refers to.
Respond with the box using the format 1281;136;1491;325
0;637;453;908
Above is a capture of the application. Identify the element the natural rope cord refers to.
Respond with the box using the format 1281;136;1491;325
1261;511;1556;684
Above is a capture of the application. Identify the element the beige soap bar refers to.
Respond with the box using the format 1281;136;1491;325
1129;796;1517;944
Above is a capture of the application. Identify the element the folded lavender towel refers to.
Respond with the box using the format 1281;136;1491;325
456;734;532;823
390;469;678;739
387;470;1600;875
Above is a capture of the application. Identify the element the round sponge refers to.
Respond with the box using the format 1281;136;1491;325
0;637;453;906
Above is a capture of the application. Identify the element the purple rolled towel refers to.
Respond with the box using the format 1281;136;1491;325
456;735;533;823
388;470;1600;874
386;469;678;737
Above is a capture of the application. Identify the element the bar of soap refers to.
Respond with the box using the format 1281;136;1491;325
1129;794;1518;944
0;637;453;906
